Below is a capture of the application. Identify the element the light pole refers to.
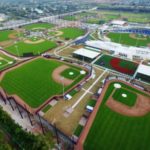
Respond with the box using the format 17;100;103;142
15;45;20;57
61;77;65;99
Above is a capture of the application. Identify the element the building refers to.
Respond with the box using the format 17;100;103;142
135;64;150;83
85;40;150;60
110;20;127;26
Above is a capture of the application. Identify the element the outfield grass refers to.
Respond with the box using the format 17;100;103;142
5;40;57;56
112;88;137;107
107;32;150;47
23;23;54;30
60;27;85;40
84;81;150;150
0;58;87;108
0;30;15;42
95;55;138;75
0;53;15;71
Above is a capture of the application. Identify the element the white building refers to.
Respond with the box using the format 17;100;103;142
135;64;150;83
85;40;150;60
111;20;127;26
73;48;100;62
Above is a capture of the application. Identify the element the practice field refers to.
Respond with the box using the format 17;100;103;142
5;40;57;56
95;55;138;76
0;58;87;108
0;30;16;42
23;23;54;30
60;27;86;40
0;53;15;71
107;32;150;47
83;81;150;150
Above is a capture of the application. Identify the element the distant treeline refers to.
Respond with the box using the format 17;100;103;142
97;5;150;13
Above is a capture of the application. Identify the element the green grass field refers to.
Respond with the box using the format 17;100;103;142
23;23;54;30
0;53;15;71
63;16;77;21
84;81;150;150
93;10;150;23
107;32;150;47
0;30;15;42
5;40;57;56
0;58;87;108
60;27;85;40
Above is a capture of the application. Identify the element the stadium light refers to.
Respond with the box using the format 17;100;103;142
61;77;65;99
15;45;20;57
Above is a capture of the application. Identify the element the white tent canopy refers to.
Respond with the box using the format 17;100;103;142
111;20;127;26
136;64;150;76
73;48;100;59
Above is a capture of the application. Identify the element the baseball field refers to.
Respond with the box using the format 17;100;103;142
0;57;87;109
0;53;15;71
95;55;138;76
5;40;57;56
82;81;150;150
60;27;86;40
107;32;150;47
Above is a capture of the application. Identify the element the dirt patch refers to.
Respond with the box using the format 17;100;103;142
129;34;147;41
106;93;150;117
147;43;150;47
52;65;74;86
0;40;15;48
8;33;17;39
24;39;44;44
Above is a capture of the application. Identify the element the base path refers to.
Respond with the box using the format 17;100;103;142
107;94;150;117
24;39;45;44
52;65;74;86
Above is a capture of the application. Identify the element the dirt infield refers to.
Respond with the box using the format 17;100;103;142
129;34;147;40
55;31;63;36
24;39;45;44
0;40;14;48
106;92;150;117
52;65;74;86
75;80;150;150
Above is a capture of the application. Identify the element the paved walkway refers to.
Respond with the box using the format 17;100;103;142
72;69;107;109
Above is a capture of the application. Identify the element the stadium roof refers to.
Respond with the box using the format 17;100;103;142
136;64;150;76
73;48;100;59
